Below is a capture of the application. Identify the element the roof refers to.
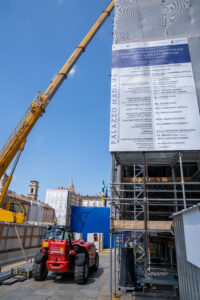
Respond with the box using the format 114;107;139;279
7;191;54;210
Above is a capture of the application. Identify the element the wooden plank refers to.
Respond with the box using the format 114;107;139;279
123;177;190;183
113;220;172;231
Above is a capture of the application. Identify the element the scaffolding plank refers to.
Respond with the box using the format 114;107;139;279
123;177;190;183
113;220;172;231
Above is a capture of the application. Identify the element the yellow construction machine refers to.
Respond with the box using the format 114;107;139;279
0;202;25;223
0;1;114;223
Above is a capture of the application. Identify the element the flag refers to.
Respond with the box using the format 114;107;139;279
104;187;108;207
100;179;107;207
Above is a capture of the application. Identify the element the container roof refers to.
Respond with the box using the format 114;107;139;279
173;203;200;218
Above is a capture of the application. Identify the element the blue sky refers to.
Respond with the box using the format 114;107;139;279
0;0;114;201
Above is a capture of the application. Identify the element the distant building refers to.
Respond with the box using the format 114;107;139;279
45;178;81;225
81;195;104;207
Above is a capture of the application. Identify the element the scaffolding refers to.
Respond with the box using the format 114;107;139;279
109;151;200;299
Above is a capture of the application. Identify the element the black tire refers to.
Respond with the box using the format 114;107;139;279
33;261;48;281
74;263;89;284
91;253;99;272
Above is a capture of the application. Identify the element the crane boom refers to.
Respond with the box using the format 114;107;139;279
0;0;114;181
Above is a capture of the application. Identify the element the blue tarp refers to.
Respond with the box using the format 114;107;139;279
70;205;111;248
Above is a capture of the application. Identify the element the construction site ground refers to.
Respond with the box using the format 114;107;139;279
0;253;178;300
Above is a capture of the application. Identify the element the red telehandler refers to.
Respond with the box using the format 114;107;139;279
33;225;99;284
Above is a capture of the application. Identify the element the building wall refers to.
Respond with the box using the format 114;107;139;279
42;205;55;223
81;195;110;207
66;191;82;225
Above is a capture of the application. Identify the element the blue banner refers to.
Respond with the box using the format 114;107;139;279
112;44;191;68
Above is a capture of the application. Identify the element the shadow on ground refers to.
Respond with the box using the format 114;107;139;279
45;267;104;285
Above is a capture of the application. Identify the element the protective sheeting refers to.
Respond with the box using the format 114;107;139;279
70;206;110;248
28;202;43;222
113;0;200;108
45;189;68;225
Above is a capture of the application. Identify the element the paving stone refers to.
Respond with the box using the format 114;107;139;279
33;288;57;297
95;296;109;300
0;294;22;300
0;253;110;300
120;293;132;300
72;297;95;300
98;285;109;296
77;288;100;298
49;297;73;300
24;296;49;300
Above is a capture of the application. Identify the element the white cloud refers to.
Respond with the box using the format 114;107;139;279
36;135;44;145
69;66;76;77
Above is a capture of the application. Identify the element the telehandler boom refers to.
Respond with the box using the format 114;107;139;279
0;1;114;222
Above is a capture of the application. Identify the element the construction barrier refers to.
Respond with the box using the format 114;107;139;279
0;223;45;266
70;206;111;248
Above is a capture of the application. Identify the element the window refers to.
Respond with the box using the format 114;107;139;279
31;188;34;194
10;203;22;213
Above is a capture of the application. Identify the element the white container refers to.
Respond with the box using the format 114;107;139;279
87;233;104;250
73;232;83;240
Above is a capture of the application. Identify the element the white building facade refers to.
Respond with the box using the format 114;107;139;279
81;196;110;207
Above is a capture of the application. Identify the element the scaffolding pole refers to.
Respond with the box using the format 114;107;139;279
143;153;148;275
109;153;115;300
114;235;117;296
179;152;186;209
172;165;178;212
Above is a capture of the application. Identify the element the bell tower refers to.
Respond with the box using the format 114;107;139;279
28;180;39;201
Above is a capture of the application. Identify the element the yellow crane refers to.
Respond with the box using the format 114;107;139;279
0;1;114;223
